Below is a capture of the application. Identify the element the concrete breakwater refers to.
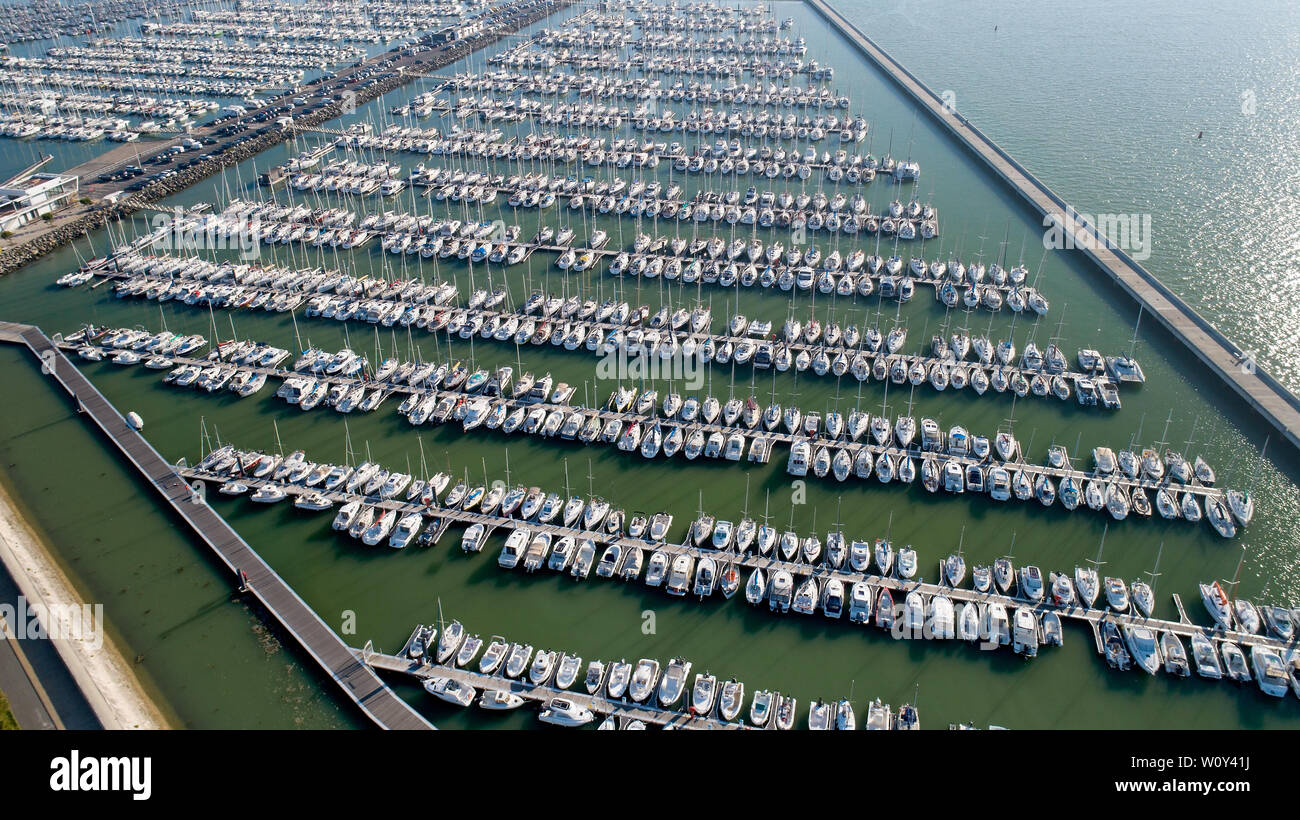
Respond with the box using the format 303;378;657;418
802;0;1300;455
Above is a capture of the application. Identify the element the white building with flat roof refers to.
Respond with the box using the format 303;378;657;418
0;171;79;232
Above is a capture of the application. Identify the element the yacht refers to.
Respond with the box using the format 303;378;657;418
1123;625;1160;675
1251;646;1290;697
1190;632;1222;679
1019;565;1043;602
1104;577;1130;612
658;657;692;707
423;676;474;707
538;698;595;727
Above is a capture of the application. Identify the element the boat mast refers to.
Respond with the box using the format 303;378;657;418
1144;542;1163;596
1088;524;1107;575
1226;545;1248;602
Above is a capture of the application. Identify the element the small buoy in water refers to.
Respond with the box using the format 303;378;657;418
126;411;143;430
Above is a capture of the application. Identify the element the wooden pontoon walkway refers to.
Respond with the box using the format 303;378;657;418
0;321;434;730
805;0;1300;454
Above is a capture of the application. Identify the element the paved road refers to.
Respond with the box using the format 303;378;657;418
0;561;101;730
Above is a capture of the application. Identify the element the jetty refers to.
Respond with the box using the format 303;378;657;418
804;0;1300;454
0;321;434;730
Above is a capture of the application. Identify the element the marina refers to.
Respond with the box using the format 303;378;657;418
79;246;1127;409
175;441;1300;706
359;621;927;729
64;325;1234;536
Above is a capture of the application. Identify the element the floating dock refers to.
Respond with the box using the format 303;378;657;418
70;336;1223;533
360;636;747;730
178;449;1298;686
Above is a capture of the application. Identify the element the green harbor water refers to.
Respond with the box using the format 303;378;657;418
1;0;1298;729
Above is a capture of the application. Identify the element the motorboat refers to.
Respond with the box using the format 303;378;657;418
1041;611;1063;646
529;649;558;685
1221;641;1250;683
690;673;717;715
1019;565;1044;602
479;689;526;711
750;690;774;727
555;653;582;690
538;698;595;727
628;658;660;703
423;676;474;707
1051;573;1075;607
1104;577;1130;612
1101;621;1130;671
504;643;533;679
719;679;745;722
1251;646;1290;697
658;657;692;707
478;640;508;675
864;698;892;730
1123;625;1160;675
606;660;632;699
1012;608;1038;657
1190;632;1222;679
